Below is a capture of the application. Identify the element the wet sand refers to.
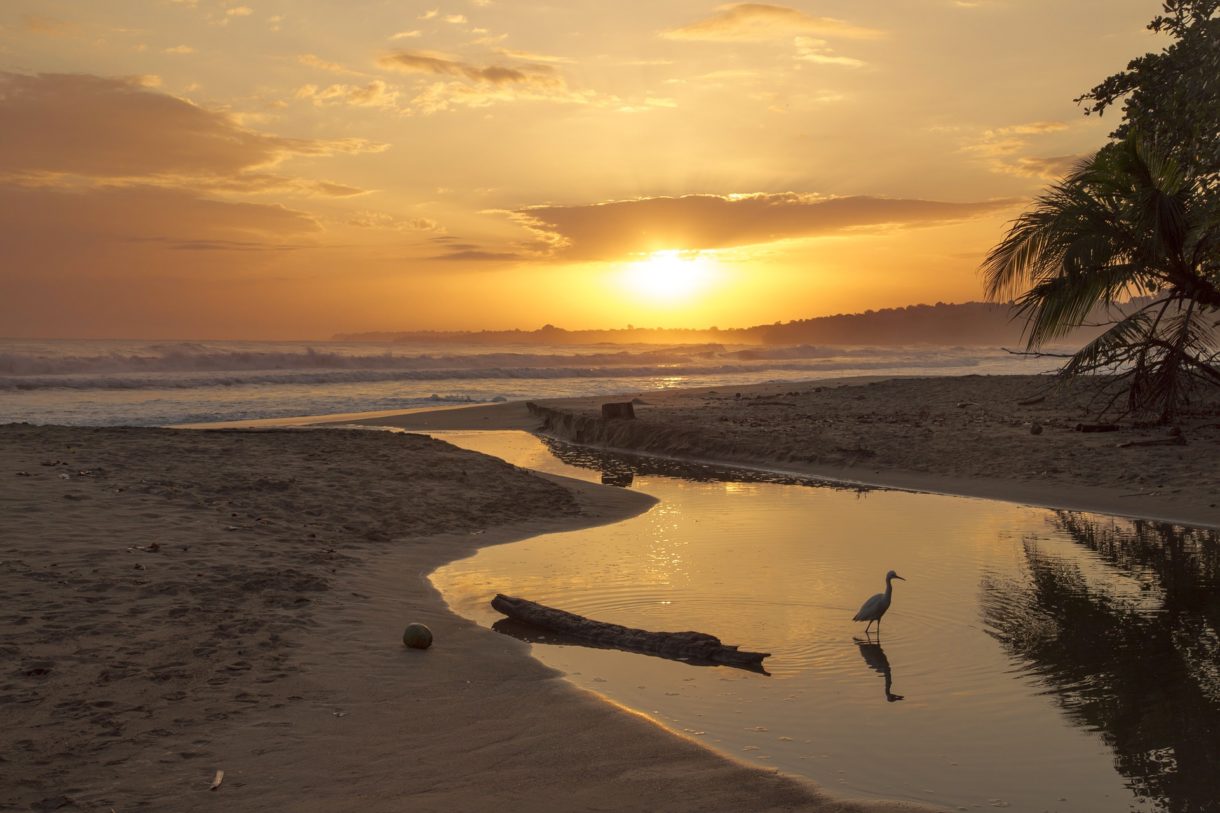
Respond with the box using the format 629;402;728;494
1;424;928;812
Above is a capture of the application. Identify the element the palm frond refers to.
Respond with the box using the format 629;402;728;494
1060;310;1153;376
1015;261;1142;346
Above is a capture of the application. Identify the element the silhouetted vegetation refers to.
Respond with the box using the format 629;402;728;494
985;1;1220;422
1078;0;1219;206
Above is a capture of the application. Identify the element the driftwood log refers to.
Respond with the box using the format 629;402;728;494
1075;423;1122;433
1116;436;1188;448
490;594;770;673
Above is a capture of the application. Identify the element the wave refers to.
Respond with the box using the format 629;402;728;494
0;357;980;391
0;345;742;377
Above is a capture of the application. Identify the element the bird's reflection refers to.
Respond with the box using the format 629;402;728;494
854;636;904;702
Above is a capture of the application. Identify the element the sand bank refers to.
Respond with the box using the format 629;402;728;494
355;374;1220;530
1;425;927;812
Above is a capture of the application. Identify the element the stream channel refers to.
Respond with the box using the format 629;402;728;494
428;429;1220;813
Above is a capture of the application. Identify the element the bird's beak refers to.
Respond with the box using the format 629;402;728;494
895;575;906;581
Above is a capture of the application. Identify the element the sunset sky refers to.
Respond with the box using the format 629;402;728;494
1;0;1164;339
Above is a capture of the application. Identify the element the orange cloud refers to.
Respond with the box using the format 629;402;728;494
513;193;1015;260
0;72;383;183
0;184;318;257
22;15;78;37
378;50;560;86
297;53;366;76
961;120;1081;179
663;4;881;42
379;50;596;113
999;154;1088;180
0;72;361;308
296;80;400;109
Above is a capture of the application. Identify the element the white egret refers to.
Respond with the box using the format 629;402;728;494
853;570;906;634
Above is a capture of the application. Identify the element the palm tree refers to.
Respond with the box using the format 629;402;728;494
983;134;1220;422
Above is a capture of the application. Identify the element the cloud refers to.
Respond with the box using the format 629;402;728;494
0;184;318;254
794;37;865;68
347;210;440;231
379;50;596;113
296;80;400;110
513;193;1016;260
226;6;254;17
0;68;385;298
962;120;1080;179
378;50;560;86
0;73;384;183
426;234;526;262
432;248;522;261
22;15;79;37
987;121;1069;137
494;48;574;64
192;173;368;197
298;53;365;76
999;154;1088;180
662;4;881;42
163;44;196;54
407;81;595;113
390;30;422;40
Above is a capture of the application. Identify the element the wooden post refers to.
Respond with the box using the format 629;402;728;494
601;402;635;419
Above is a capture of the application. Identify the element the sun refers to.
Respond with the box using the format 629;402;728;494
621;250;714;303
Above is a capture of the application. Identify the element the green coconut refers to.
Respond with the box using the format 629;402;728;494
402;622;434;649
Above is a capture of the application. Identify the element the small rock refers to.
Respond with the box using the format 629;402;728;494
1030;422;1043;435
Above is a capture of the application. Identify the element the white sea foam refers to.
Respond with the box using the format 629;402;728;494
0;338;1057;426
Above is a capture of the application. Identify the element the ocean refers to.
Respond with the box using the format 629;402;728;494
0;338;1059;426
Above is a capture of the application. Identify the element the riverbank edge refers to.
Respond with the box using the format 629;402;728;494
522;401;1220;531
333;376;1220;531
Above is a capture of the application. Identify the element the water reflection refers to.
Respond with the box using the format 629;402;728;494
538;434;867;490
599;463;634;487
854;638;904;702
434;430;1220;812
982;512;1220;813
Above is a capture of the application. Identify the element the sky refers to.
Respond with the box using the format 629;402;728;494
0;0;1166;339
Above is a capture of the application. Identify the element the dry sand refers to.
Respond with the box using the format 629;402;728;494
1;424;928;812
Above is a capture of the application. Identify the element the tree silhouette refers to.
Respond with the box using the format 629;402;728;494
985;1;1220;420
983;136;1220;420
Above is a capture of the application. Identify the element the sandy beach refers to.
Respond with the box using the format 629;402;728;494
1;422;928;812
6;373;1218;811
